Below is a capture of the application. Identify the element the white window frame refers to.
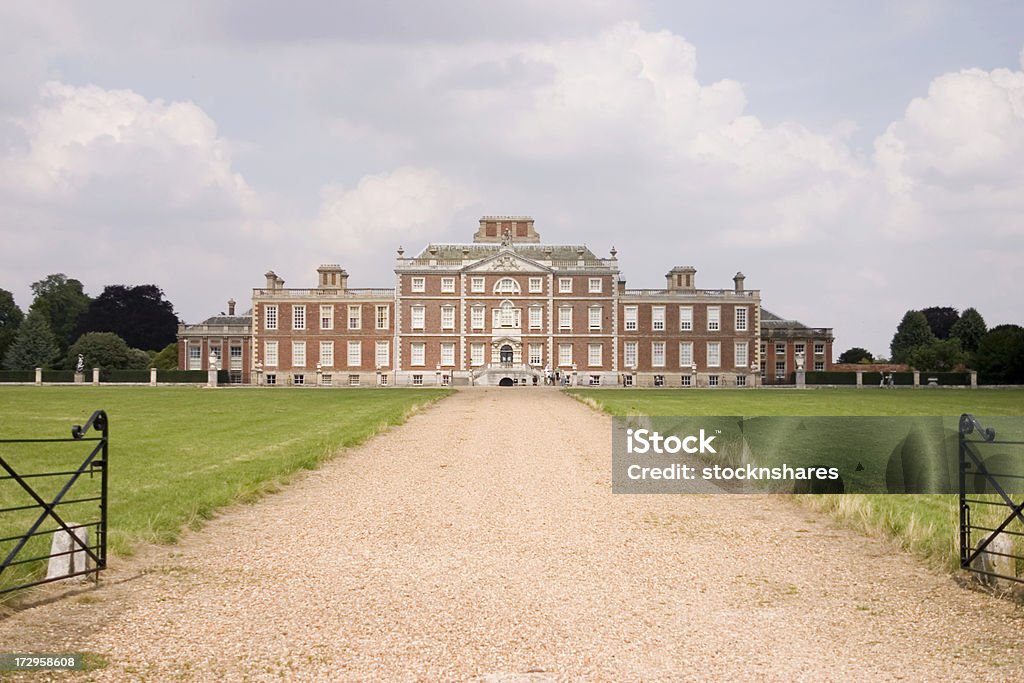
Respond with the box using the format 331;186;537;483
319;341;334;368
558;306;572;331
470;343;485;366
652;341;665;367
441;277;456;293
528;277;542;294
679;341;693;367
320;305;333;331
528;343;542;366
441;305;455;330
264;304;278;331
411;305;425;330
735;342;748;368
528;306;542;330
735;306;748;332
776;342;786;354
624;341;637;368
558;277;572;293
652;306;665;331
292;340;306;368
348;304;361;330
471;306;485;330
588;343;602;367
558;343;573;367
588;278;602;293
440;342;455;367
264;340;278;367
376;305;389;330
494;278;520;295
707;306;720;332
814;361;825;371
375;341;389;368
589;306;602;331
410;342;425;366
679;306;693;331
814;343;826;355
411;276;425;293
293;305;305;331
624;306;637;331
471;277;485;293
707;342;721;368
347;340;361;367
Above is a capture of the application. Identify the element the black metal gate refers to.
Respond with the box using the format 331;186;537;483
959;413;1023;586
0;410;108;595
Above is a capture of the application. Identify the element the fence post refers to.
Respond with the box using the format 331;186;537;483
150;367;157;386
92;368;100;386
35;367;42;386
970;370;978;389
912;370;920;388
856;371;863;388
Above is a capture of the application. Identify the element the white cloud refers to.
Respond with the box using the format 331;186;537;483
314;167;477;253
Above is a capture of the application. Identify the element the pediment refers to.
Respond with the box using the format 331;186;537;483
465;249;550;274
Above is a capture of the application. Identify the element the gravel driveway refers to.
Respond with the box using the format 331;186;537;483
2;387;1023;681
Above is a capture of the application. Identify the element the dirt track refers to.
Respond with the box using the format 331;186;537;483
2;388;1023;681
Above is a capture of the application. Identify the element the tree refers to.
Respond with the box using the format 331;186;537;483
907;338;968;372
150;342;180;370
3;309;59;370
976;325;1024;385
29;274;91;356
949;307;987;354
66;332;150;371
920;306;960;340
74;284;179;351
0;288;24;363
890;310;936;364
837;347;873;364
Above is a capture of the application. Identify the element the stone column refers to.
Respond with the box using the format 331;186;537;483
970;370;978;389
856;371;863;388
150;367;158;386
913;370;920;388
35;367;42;386
91;368;100;385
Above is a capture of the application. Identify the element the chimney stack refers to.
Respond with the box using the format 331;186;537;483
733;272;746;293
666;266;696;291
228;298;236;316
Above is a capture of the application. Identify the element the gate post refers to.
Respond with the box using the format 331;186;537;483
912;370;920;388
970;370;978;389
150;367;157;386
856;370;863;388
92;368;100;385
35;367;42;386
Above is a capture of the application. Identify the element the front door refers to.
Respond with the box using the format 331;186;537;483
500;344;513;364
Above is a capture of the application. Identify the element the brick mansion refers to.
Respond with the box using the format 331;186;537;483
178;217;833;387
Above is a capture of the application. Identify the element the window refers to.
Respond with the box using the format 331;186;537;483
471;277;484;293
707;342;721;368
681;375;692;387
559;278;572;293
376;305;389;330
589;375;601;386
441;343;455;366
292;341;306;368
588;343;602;367
624;341;637;368
293;374;305;386
441;305;455;330
814;343;825;355
528;343;542;366
378;374;388;386
558;306;572;331
320;305;333;330
498;301;517;328
652;342;665;367
441;277;455;293
411;305;425;330
760;361;766;378
293;305;305;330
264;304;278;330
708;375;720;387
679;306;693;331
411;277;425;292
814;361;824;371
188;345;202;370
735;342;748;368
588;278;602;293
320;341;334;367
776;342;786;354
794;343;805;355
529;306;543;330
264;341;278;367
775;360;786;375
736;375;747;387
348;374;360;387
529;277;542;293
265;373;276;386
321;374;333;386
229;345;242;370
412;374;423;386
679;342;693;367
707;306;720;331
654;375;664;387
589;306;602;331
471;306;485;330
735;306;748;332
495;278;520;294
348;305;361;330
471;343;484;366
623;375;634;387
652;306;665;331
347;341;361;367
410;343;425;366
760;343;766;354
558;344;573;366
624;306;637;331
376;341;389;367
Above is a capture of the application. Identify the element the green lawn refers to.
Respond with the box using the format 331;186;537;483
569;387;1024;573
0;386;450;597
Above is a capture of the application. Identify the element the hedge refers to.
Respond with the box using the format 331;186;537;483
0;370;35;382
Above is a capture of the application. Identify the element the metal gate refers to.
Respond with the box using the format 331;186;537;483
959;413;1023;586
0;410;108;595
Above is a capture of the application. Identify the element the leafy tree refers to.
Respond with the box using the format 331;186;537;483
29;274;91;355
920;306;960;340
837;347;873;364
976;325;1024;385
949;307;987;354
74;284;179;351
66;332;150;371
3;309;59;370
150;342;180;370
890;310;936;364
907;338;968;372
0;288;24;363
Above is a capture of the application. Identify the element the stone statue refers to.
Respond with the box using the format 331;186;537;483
75;354;85;374
501;228;512;247
208;353;218;371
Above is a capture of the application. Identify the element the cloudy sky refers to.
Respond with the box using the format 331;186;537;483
1;1;1022;358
